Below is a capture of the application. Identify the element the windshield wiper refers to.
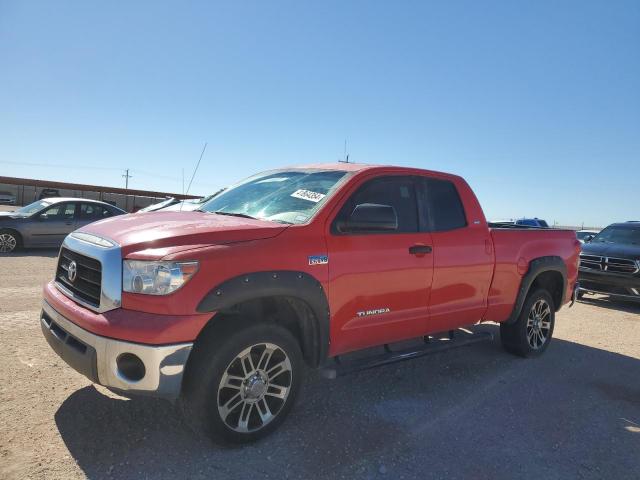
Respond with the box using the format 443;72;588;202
213;211;257;220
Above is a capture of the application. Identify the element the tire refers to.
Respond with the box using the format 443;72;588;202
181;321;303;445
0;229;20;253
500;289;555;358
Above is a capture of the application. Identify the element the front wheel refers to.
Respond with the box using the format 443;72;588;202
500;289;555;357
0;230;20;253
182;322;303;444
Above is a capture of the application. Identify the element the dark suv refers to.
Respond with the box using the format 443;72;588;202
39;188;61;200
578;222;640;302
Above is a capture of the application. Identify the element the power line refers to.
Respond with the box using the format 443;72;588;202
0;159;222;191
0;160;122;171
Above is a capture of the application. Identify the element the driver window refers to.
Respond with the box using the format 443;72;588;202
42;203;76;220
333;176;419;234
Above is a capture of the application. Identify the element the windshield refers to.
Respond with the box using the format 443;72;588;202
592;226;640;245
13;200;51;216
199;169;349;224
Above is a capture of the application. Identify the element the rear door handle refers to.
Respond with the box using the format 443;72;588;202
409;245;432;255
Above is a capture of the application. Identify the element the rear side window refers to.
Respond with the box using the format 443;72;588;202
333;176;419;233
422;178;466;231
102;207;115;218
80;203;113;219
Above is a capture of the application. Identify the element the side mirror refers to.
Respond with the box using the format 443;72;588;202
38;213;48;221
584;234;594;243
338;203;398;233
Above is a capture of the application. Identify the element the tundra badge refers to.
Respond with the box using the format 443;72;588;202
356;308;391;317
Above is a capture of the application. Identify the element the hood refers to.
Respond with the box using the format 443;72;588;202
582;241;640;260
0;212;21;220
78;211;288;257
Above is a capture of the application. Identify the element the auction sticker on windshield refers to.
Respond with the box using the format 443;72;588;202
290;189;326;203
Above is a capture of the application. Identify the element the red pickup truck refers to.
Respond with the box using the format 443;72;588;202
41;163;580;444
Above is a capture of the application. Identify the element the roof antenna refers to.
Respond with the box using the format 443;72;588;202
181;142;207;211
339;139;349;163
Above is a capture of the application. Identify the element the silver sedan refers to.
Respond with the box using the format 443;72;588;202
0;198;125;253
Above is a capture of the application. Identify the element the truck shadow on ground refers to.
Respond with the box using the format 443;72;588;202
54;325;640;480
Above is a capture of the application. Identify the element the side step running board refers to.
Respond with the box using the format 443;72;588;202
319;329;493;379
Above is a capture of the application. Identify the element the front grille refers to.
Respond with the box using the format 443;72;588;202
579;255;602;270
56;248;102;307
579;255;639;275
606;258;639;274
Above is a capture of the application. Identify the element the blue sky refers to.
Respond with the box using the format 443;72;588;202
1;1;638;227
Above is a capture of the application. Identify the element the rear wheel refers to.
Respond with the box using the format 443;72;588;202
182;322;303;444
0;230;20;253
500;289;555;357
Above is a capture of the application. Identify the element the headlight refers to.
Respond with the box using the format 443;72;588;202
123;260;199;295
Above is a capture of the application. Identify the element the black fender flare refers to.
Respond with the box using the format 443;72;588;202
196;271;330;366
506;256;567;324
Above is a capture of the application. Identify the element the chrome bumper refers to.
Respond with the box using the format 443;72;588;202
41;300;192;400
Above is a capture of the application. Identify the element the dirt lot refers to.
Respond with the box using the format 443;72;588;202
0;250;639;480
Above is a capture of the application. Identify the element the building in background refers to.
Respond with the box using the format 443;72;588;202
0;176;200;212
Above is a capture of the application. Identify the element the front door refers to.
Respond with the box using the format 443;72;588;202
27;202;78;246
326;175;434;356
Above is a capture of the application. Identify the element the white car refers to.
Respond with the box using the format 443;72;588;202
0;191;16;205
576;229;599;244
160;190;225;212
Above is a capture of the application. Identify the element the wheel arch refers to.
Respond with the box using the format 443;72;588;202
506;256;567;324
194;271;330;368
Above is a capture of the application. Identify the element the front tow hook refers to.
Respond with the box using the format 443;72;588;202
570;282;580;307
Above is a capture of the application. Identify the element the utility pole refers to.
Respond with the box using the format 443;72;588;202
122;169;132;189
122;168;133;212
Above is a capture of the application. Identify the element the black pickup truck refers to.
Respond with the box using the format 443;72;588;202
578;221;640;302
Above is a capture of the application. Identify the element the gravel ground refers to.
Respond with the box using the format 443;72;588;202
0;249;639;480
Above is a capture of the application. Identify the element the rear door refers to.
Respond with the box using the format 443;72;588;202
27;202;78;246
326;175;434;355
418;177;494;332
77;202;115;229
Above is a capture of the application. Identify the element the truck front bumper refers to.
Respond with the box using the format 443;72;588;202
41;300;192;400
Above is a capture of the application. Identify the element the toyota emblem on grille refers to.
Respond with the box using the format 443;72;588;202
67;261;78;282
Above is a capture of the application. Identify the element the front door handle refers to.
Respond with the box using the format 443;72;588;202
409;244;432;255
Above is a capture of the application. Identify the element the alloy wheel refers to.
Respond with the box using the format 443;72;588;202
217;342;292;433
0;234;17;253
526;299;551;349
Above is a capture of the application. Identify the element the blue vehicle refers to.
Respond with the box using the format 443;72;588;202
515;218;549;228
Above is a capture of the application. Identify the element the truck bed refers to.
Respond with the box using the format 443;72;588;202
484;227;580;322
